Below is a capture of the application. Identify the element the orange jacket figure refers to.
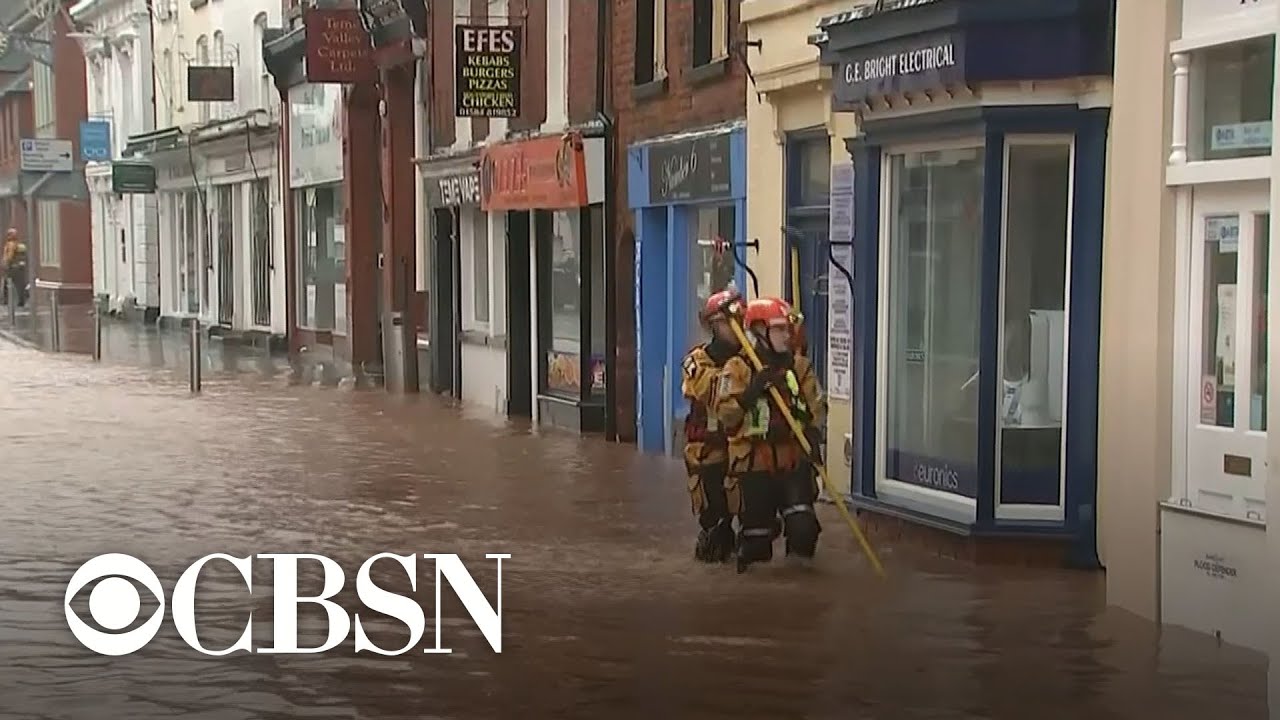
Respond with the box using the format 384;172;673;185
681;288;742;564
714;297;826;571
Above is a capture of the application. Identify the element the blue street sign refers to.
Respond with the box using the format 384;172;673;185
79;120;111;162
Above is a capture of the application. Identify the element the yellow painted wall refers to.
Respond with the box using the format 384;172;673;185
743;0;866;494
1098;0;1178;621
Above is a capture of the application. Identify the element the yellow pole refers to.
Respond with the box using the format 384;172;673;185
725;310;886;578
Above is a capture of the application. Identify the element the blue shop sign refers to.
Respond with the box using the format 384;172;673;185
834;33;963;106
80;120;111;162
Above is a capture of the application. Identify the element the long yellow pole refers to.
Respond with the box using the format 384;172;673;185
724;310;886;578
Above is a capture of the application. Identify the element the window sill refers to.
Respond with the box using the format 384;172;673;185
460;328;507;349
688;58;729;87
632;75;668;102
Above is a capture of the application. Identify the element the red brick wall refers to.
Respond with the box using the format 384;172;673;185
45;2;91;287
566;1;601;124
508;0;547;132
608;0;746;442
0;81;33;236
429;1;456;149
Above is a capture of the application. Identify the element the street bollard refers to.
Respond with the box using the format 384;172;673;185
50;292;61;352
91;308;102;361
189;319;202;394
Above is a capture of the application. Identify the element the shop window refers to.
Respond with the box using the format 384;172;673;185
792;138;831;209
687;205;737;351
295;184;346;332
884;146;984;496
465;210;491;330
541;206;606;397
634;0;667;85
181;191;201;314
1194;35;1275;161
692;0;729;68
1201;214;1240;427
38;201;59;268
999;141;1071;508
1251;214;1269;431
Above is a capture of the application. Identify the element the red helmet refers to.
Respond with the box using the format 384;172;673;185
743;297;793;328
701;288;741;323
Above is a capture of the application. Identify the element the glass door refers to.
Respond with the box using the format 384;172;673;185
1185;183;1268;520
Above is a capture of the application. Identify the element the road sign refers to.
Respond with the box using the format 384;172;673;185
20;138;73;173
80;121;111;162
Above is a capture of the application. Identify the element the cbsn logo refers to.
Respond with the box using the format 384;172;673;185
65;552;508;657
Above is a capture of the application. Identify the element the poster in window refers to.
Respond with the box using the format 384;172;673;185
1218;283;1237;388
826;163;854;401
454;25;522;118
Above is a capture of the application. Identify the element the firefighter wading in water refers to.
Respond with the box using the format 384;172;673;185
715;297;827;571
682;288;742;563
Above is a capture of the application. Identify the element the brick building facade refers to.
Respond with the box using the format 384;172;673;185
612;0;747;450
420;0;611;435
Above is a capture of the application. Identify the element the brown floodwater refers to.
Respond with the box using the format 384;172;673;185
0;329;1267;719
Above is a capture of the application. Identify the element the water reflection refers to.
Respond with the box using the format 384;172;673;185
0;340;1267;719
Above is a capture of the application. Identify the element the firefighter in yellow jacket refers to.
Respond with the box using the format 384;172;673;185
714;297;826;571
682;288;742;563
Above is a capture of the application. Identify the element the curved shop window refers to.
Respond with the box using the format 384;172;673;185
540;206;607;397
878;137;1074;522
295;184;347;333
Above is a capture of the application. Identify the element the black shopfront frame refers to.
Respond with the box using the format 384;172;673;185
531;203;607;433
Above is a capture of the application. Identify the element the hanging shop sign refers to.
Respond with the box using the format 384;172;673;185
454;25;522;118
832;32;963;106
646;131;732;204
111;162;157;195
357;0;417;48
480;133;588;212
187;66;235;102
303;8;376;83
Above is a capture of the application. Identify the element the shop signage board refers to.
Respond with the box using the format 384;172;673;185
79;120;111;162
357;0;416;48
20;138;73;173
454;25;522;118
832;32;964;106
426;166;481;207
188;66;235;102
303;8;375;84
826;163;854;401
479;133;588;211
111;162;157;194
646;132;732;204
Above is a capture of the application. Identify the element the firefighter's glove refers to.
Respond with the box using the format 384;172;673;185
804;426;824;464
740;368;782;407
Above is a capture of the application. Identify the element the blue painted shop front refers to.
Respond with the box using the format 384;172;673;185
818;0;1114;564
631;124;747;455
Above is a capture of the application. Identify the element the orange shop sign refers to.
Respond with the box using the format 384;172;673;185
303;8;376;84
479;133;589;211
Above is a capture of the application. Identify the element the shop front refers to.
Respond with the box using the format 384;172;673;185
629;123;747;454
480;131;608;432
419;150;485;402
1153;0;1276;651
817;0;1113;561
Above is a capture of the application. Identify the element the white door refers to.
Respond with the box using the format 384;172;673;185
1185;182;1269;521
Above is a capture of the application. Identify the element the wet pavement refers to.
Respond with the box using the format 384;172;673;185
0;335;1269;719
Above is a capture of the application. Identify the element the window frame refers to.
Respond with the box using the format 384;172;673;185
692;0;730;68
874;137;987;526
462;209;491;333
994;134;1075;524
633;0;667;86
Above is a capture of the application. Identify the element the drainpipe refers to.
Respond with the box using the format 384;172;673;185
596;0;617;441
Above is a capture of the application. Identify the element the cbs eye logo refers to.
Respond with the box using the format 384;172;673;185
64;553;166;656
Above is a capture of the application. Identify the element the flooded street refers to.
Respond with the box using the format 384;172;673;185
0;336;1268;719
